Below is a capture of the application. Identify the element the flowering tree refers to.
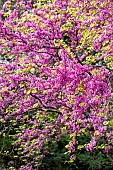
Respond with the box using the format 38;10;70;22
0;0;113;169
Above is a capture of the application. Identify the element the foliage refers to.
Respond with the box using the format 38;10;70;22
0;0;113;169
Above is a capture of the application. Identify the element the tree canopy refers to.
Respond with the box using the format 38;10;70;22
0;0;113;169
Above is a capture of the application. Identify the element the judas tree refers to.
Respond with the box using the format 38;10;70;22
0;0;113;169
